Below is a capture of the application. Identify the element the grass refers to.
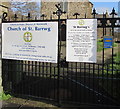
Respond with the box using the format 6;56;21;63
99;52;120;99
0;92;12;100
97;40;103;52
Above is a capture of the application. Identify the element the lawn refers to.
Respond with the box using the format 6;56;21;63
99;52;120;100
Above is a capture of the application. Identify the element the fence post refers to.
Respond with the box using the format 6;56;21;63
110;8;117;97
53;4;66;106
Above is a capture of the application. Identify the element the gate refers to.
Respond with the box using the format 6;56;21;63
1;6;120;108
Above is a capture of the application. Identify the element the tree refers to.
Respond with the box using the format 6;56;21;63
9;0;40;19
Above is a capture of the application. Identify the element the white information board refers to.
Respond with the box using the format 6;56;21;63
66;19;97;63
2;22;58;63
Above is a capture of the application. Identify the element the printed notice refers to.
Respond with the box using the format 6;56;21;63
104;36;113;48
2;22;58;63
66;19;97;63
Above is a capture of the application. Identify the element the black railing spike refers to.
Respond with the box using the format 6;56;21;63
92;8;98;18
21;15;23;21
85;13;87;18
92;8;96;15
110;7;117;17
113;8;115;13
41;14;47;20
14;14;17;18
26;13;31;20
73;13;80;19
14;14;18;21
28;13;30;17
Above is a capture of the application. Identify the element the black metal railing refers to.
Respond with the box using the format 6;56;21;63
1;5;120;108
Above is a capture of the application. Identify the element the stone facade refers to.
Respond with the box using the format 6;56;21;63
40;0;93;19
68;1;93;18
41;2;59;19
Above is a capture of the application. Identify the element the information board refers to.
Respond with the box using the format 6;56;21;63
104;36;113;48
2;22;58;63
66;19;97;63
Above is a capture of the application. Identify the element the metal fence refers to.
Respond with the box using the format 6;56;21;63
1;6;120;108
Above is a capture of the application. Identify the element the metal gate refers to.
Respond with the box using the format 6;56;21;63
1;7;120;108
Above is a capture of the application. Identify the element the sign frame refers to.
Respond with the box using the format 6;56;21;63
2;21;58;63
66;19;97;63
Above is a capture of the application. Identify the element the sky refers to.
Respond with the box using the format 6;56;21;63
90;0;119;14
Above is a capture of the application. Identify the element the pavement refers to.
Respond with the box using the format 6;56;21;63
1;101;120;109
1;101;41;109
0;97;60;109
1;98;120;109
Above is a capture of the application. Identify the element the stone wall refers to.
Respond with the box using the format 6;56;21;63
40;0;93;19
41;2;59;19
68;2;93;18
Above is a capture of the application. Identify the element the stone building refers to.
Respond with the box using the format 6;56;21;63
40;0;93;19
